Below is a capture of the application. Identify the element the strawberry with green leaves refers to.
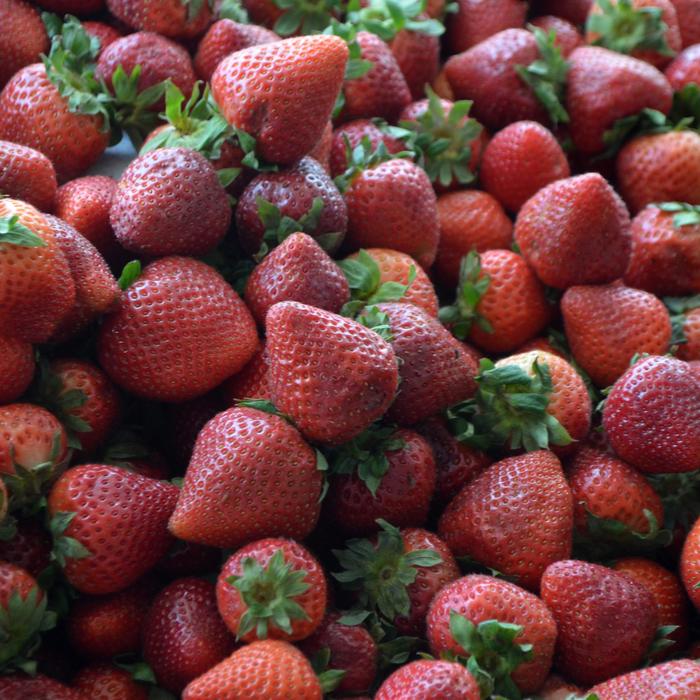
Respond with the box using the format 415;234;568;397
375;659;480;700
329;119;404;177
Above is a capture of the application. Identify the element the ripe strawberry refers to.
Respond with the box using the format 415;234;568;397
98;257;258;403
446;0;527;54
0;519;51;578
0;337;34;405
169;406;322;548
514;172;631;289
390;26;440;101
0;140;57;213
566;46;673;156
217;538;326;642
480;120;570;213
678;306;700;361
603;355;700;473
110;147;231;257
532;0;593;24
616;131;700;213
427;574;557;694
538;674;584;699
434;191;513;289
439;451;573;590
540;559;658;685
308;120;333;171
0;675;84;700
235;156;348;257
212;35;348;165
48;464;178;594
265;302;399;445
83;21;122;55
0;199;75;343
530;15;583;56
329;119;404;177
182;639;322;700
671;0;700;47
72;664;148;700
666;44;700;88
681;514;700;609
219;345;270;405
375;659;480;700
614;557;689;658
298;612;378;695
589;659;700;699
143;578;235;693
106;0;213;39
0;0;48;88
324;427;437;535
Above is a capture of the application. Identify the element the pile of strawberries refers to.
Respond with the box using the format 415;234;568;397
1;0;700;698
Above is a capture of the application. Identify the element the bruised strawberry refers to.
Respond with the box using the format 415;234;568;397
219;345;271;405
0;337;34;405
0;140;57;212
446;0;527;54
530;15;583;56
106;0;213;39
589;659;700;699
329;119;404;177
72;664;147;700
376;660;480;700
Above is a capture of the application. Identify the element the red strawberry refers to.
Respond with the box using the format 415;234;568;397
390;26;440;101
98;257;258;403
678;306;700;361
603;355;700;473
480;120;570;213
72;664;148;700
182;639;322;700
308;120;333;171
143;578;235;693
0;140;57;212
211;35;348;165
514;172;631;289
671;0;700;47
530;15;583;56
0;675;84;700
540;559;658;686
446;0;527;54
439;450;573;590
681;514;700;609
169;406;322;548
427;574;557;694
106;0;213;39
0;519;51;578
265;302;399;445
375;659;480;700
0;337;34;405
217;538;326;642
329;119;404;177
47;464;178;594
219;345;271;405
666;43;700;88
566;46;673;156
590;659;700;699
0;0;48;89
83;21;123;55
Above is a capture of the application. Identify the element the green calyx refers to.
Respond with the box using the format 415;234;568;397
309;647;347;693
653;202;700;228
663;293;700;347
358;306;395;342
333;519;443;625
446;357;572;452
218;0;250;21
334;135;412;192
516;25;570;126
345;0;445;42
339;249;416;318
586;0;675;58
600;108;669;159
439;251;492;339
647;469;700;532
49;511;91;568
226;549;311;639
0;216;47;248
646;624;681;660
181;0;214;22
272;0;342;36
448;611;533;700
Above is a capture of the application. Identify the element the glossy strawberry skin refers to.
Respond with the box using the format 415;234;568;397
72;664;148;700
219;345;271;406
446;0;527;54
0;337;34;405
329;119;404;178
106;0;213;39
603;355;700;474
169;407;322;549
0;0;48;89
0;139;56;212
376;659;481;700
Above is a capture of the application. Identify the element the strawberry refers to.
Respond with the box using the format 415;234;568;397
446;0;527;54
677;306;700;361
0;675;84;700
0;140;57;213
566;46;673;156
308;120;333;171
265;302;399;445
625;204;700;295
616;131;700;213
47;464;178;594
533;0;594;24
681;514;700;609
329;119;404;177
603;355;700;473
375;659;480;700
0;0;48;88
143;577;235;693
666;44;700;88
434;192;513;289
235;156;348;257
72;664;148;700
440;250;551;353
324;427;437;535
562;283;672;387
530;15;583;56
390;26;440;101
0;199;75;343
438;450;573;590
540;559;658;685
169;406;322;548
614;557;689;658
298;612;378;695
589;659;700;699
219;345;271;405
514;172;632;289
98;257;258;403
427;574;557;695
670;0;700;47
0;337;34;405
211;35;348;165
182;639;323;700
217;538;326;642
480;120;571;213
110;147;232;257
83;21;122;55
106;0;213;39
0;519;51;578
538;675;584;699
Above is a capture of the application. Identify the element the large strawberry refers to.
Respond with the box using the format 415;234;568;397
265;301;399;445
540;559;658;685
47;464;178;594
589;659;700;699
0;337;34;406
98;257;258;403
106;0;213;39
446;0;527;54
0;140;57;213
211;35;348;165
375;660;480;700
439;450;573;590
1;2;48;88
72;664;148;700
169;407;322;548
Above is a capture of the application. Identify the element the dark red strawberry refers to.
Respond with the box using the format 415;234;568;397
0;519;51;578
390;26;440;101
375;659;480;700
106;0;213;39
0;1;48;88
0;139;57;212
157;539;221;578
446;0;528;54
0;336;34;405
532;0;593;24
329;119;404;178
72;664;147;700
530;15;582;56
0;674;84;700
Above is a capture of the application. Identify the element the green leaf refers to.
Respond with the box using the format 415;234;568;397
49;511;91;568
653;201;700;228
346;0;445;42
600;108;670;159
118;260;142;290
218;0;250;21
0;216;47;247
669;83;700;129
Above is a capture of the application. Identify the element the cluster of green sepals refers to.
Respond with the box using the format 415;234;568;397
662;290;700;348
334;135;412;192
0;216;47;248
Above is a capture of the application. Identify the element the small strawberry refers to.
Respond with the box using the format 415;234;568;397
219;345;270;405
0;140;57;213
589;659;700;699
0;519;51;578
72;664;148;700
666;43;700;88
530;15;583;56
0;337;34;406
0;674;83;700
329;119;404;177
169;406;322;548
143;577;235;693
375;659;480;700
540;559;659;686
106;0;213;39
0;0;48;89
681;514;700;609
446;0;527;54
